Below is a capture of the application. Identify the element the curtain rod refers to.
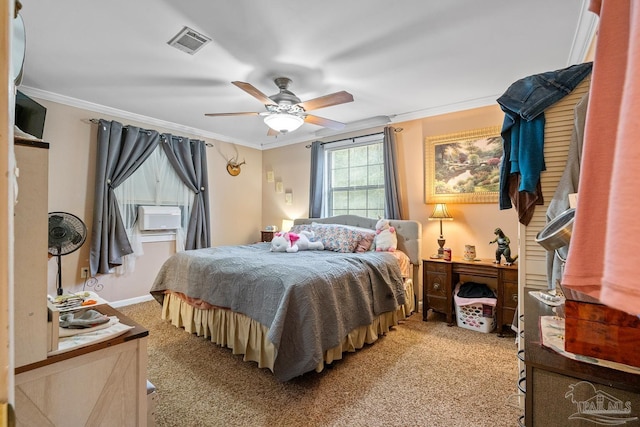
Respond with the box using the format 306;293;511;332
305;127;403;148
88;118;214;147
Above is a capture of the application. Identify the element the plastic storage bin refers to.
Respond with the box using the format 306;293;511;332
455;300;496;333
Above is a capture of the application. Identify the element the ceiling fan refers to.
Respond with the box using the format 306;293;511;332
205;77;354;135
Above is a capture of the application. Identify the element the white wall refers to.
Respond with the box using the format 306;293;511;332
36;99;263;302
262;105;519;263
260;105;520;304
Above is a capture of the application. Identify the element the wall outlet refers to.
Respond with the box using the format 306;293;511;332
80;267;89;279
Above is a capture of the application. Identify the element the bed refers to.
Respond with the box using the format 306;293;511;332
150;215;422;381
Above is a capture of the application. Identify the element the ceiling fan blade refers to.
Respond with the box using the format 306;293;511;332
204;112;260;117
232;81;277;106
297;91;354;111
304;114;346;130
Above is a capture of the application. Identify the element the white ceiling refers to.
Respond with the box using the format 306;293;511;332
17;0;596;150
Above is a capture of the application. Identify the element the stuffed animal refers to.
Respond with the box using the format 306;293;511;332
374;218;397;252
270;230;324;253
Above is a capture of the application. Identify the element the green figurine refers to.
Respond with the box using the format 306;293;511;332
489;228;518;265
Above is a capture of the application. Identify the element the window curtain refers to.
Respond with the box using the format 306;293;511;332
113;145;195;274
383;126;403;219
90;120;212;276
308;140;325;218
160;134;211;249
89;119;160;276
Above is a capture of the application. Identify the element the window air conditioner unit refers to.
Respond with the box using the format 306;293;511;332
138;206;181;231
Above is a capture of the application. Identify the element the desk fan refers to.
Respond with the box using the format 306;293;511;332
48;212;87;296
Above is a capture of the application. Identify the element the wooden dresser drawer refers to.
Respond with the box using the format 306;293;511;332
428;296;449;314
426;262;449;274
426;274;448;298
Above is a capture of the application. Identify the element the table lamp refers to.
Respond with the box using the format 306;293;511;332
428;203;453;258
281;219;294;232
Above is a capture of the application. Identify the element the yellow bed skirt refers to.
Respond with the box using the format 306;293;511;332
161;279;414;376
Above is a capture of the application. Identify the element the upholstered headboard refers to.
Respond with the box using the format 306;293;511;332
293;215;423;288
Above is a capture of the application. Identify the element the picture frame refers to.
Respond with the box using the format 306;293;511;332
424;126;502;204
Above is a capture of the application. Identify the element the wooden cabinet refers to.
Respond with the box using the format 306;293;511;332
423;257;518;335
12;143;149;424
524;289;640;426
15;305;149;426
14;139;49;367
261;230;275;242
423;261;453;323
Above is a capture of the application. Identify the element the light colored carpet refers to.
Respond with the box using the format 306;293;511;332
119;301;523;427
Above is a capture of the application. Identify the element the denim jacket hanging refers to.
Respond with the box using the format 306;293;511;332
497;62;593;214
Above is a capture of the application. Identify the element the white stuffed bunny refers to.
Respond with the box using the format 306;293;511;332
374;218;397;252
270;231;324;253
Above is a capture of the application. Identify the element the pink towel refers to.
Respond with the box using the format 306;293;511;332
454;283;497;307
562;0;640;315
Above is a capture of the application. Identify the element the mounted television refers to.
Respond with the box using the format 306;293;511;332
15;90;46;139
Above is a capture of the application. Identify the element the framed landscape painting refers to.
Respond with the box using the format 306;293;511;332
424;126;503;204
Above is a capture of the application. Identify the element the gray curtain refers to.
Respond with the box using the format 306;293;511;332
383;126;403;219
308;141;325;218
160;134;211;249
90;119;160;275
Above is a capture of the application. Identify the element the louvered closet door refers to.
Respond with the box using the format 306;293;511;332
514;75;591;414
518;75;591;290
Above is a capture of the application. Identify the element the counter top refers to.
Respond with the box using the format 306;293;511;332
16;304;148;374
524;287;640;393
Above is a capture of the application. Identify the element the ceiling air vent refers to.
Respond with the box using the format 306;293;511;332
167;26;212;55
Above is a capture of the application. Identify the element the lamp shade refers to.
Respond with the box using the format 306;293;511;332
428;203;453;221
264;114;304;133
281;219;294;232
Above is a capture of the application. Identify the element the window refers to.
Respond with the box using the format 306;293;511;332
114;145;194;246
325;136;385;219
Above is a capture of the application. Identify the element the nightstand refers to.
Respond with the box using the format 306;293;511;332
261;230;275;242
423;258;454;324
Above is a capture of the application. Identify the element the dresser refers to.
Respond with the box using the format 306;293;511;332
423;257;518;335
524;289;640;426
14;304;149;426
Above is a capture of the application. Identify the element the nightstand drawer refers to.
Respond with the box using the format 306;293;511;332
428;296;449;314
426;262;449;274
426;274;448;298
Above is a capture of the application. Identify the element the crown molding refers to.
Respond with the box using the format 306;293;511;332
567;0;599;65
16;86;259;149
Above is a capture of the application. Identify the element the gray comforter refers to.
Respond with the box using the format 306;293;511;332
150;243;406;381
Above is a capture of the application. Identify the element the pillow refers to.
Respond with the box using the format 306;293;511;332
311;223;362;253
337;224;376;253
289;223;313;235
355;233;375;253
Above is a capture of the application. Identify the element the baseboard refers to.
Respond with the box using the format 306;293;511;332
110;294;155;308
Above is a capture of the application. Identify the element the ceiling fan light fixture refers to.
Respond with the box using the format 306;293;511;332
264;113;304;133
